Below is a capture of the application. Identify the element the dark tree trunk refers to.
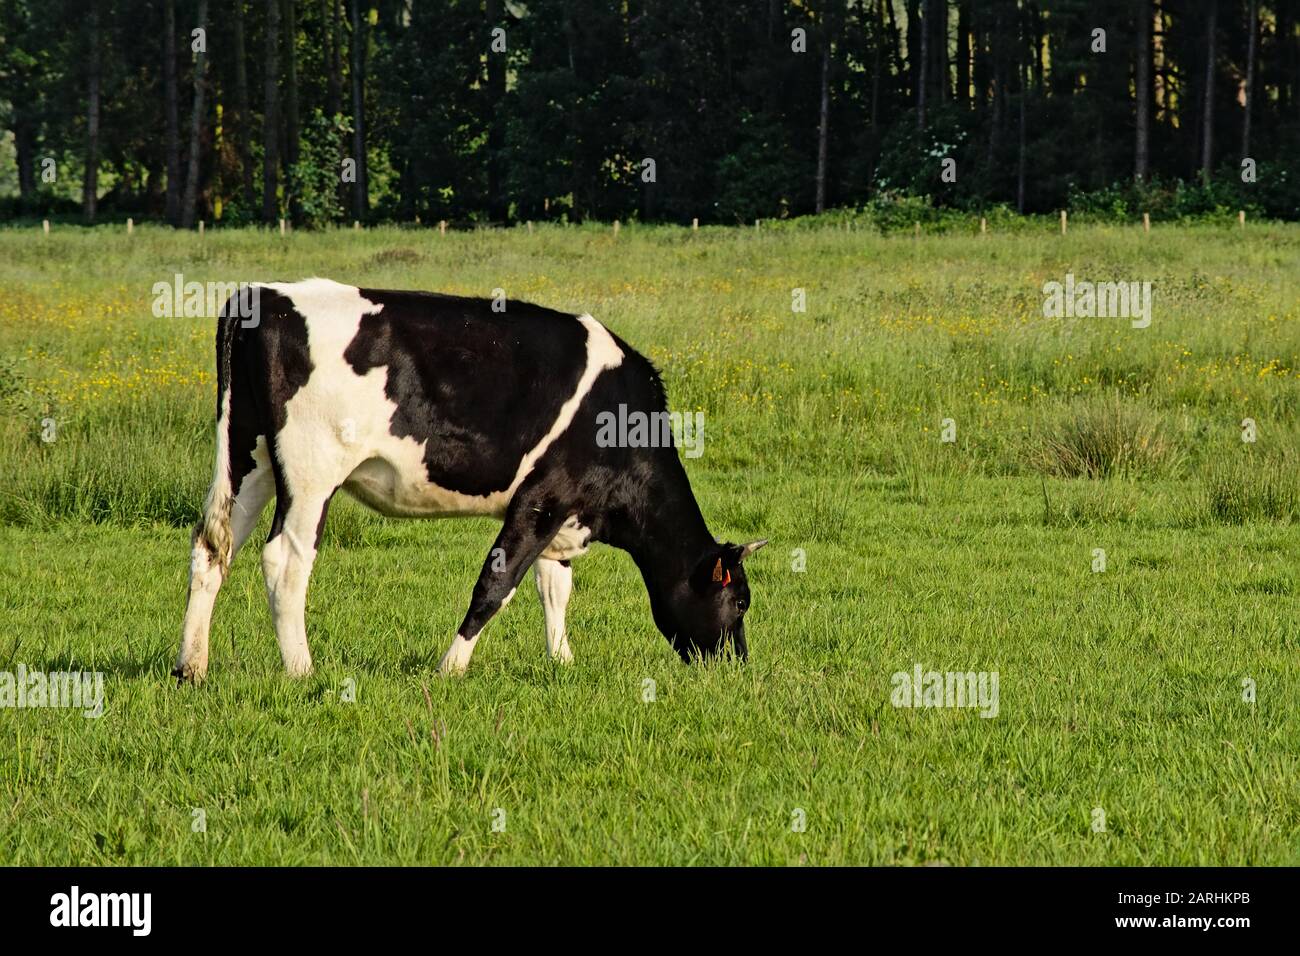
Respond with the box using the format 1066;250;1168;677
263;0;281;222
13;111;36;204
955;0;970;107
486;0;506;222
1032;1;1044;91
181;0;210;228
1281;2;1294;115
1016;4;1026;212
283;1;299;166
870;0;883;132
935;0;948;103
1135;0;1151;181
350;0;369;219
164;0;181;225
233;0;254;209
815;26;831;213
284;0;300;219
972;2;988;117
905;0;919;110
325;0;341;118
988;1;1003;167
916;0;927;130
1200;0;1217;181
82;1;102;223
145;158;165;214
885;0;904;83
1242;0;1257;161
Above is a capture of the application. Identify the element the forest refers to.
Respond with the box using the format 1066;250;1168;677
1;0;1298;226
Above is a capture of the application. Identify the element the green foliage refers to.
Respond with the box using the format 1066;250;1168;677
4;0;1300;225
713;113;808;224
1068;175;1266;224
287;111;349;228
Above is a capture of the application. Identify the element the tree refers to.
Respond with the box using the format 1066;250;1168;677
82;0;101;223
486;0;506;222
815;6;834;213
163;0;181;224
284;0;300;220
349;0;368;220
263;0;281;222
181;0;210;228
1201;0;1217;181
1242;0;1257;162
0;0;60;210
916;0;928;130
1135;0;1151;182
232;0;254;210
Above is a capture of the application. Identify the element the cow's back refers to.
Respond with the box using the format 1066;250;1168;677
234;278;625;518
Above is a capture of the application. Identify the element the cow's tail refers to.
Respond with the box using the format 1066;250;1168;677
193;292;245;574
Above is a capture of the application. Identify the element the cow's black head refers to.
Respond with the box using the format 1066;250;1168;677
657;539;767;662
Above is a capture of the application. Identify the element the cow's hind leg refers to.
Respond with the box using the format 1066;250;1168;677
175;438;274;683
261;489;334;677
534;558;574;663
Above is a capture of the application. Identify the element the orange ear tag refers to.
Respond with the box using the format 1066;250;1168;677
723;570;732;587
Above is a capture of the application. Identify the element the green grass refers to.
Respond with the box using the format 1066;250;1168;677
0;220;1298;864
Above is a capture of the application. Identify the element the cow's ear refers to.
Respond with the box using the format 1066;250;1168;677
738;539;768;561
690;549;732;593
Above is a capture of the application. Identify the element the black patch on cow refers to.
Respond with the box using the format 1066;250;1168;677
225;286;315;532
218;288;269;499
341;289;588;497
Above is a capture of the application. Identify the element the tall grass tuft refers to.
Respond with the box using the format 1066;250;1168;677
1202;450;1299;524
1033;392;1182;480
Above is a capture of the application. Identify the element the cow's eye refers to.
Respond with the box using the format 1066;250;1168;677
736;597;748;612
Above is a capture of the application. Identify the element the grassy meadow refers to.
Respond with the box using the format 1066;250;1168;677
1;219;1298;865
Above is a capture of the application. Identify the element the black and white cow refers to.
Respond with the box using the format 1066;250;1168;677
174;278;765;681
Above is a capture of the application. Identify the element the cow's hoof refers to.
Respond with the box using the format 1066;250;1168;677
437;656;469;677
438;635;474;676
172;662;206;686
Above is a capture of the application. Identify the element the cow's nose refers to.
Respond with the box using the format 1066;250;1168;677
732;625;748;662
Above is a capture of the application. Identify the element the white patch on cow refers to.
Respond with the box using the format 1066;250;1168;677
541;514;591;561
438;634;477;675
503;313;623;500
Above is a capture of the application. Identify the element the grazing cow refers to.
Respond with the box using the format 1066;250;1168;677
174;278;765;681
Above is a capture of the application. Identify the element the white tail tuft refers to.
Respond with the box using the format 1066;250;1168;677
196;387;235;573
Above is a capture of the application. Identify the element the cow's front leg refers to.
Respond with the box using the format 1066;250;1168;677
535;557;574;663
439;497;568;676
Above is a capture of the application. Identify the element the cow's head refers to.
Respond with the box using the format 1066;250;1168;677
655;539;767;662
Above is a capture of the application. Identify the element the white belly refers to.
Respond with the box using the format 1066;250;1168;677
343;456;510;519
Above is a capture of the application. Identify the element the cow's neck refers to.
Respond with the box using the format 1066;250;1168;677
609;454;714;591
